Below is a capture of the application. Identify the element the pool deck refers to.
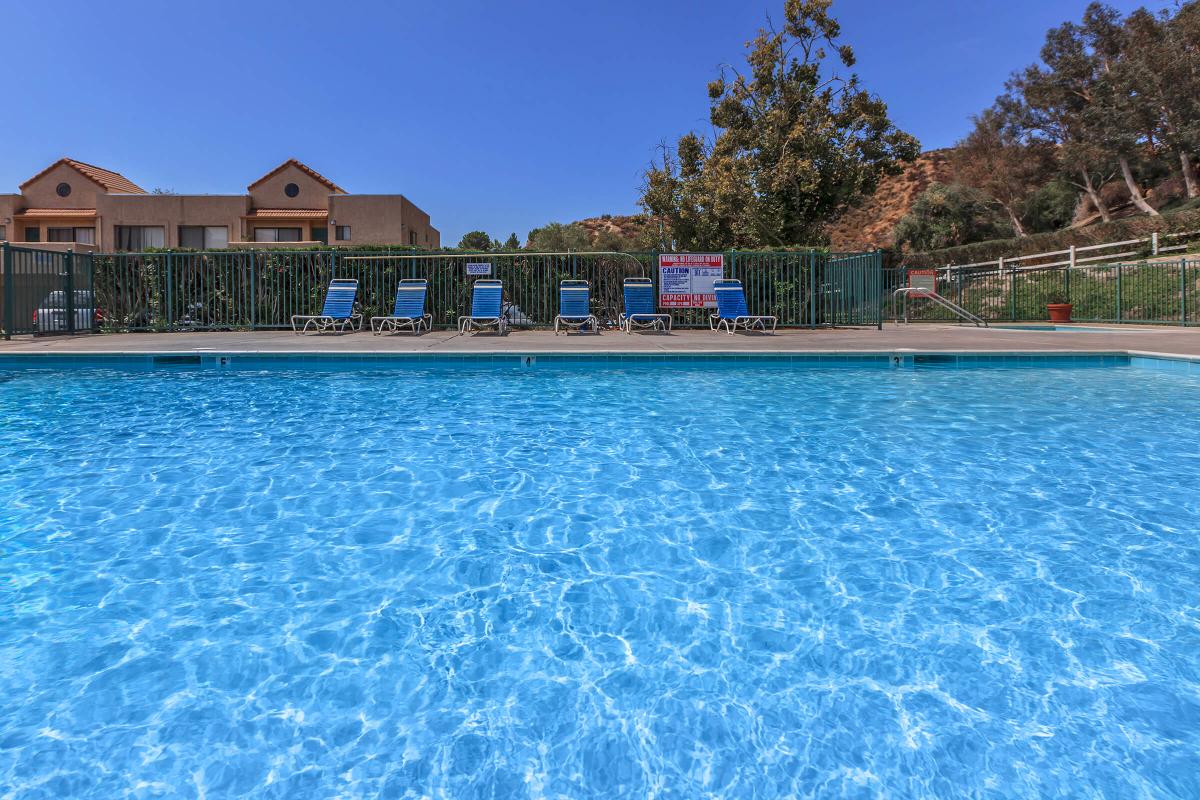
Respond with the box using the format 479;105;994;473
3;324;1200;359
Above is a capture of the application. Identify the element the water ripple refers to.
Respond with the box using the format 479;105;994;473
0;366;1198;798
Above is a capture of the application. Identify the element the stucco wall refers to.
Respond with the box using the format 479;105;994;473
96;195;250;248
20;163;109;209
248;165;340;210
326;195;408;245
0;195;19;240
402;197;440;248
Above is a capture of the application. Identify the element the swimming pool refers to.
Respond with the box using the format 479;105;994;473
2;361;1199;798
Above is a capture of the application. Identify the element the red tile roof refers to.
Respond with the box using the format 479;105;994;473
15;208;98;218
246;208;329;219
247;159;346;193
20;158;145;194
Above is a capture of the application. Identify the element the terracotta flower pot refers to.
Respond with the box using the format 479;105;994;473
1047;303;1073;323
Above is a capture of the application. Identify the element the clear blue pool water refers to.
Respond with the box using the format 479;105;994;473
2;364;1199;799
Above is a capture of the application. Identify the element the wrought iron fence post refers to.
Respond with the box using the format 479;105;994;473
1001;257;1014;321
165;250;174;331
1181;257;1187;326
1117;263;1123;322
250;250;258;329
808;252;816;326
3;242;12;340
65;249;76;335
874;249;883;330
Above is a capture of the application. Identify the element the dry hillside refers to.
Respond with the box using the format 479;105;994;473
825;149;955;251
573;214;654;246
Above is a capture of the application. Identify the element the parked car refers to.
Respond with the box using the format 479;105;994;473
34;290;101;333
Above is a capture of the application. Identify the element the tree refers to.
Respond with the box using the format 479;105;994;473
1079;3;1159;216
1003;18;1114;222
1120;5;1200;198
952;108;1058;236
503;233;521;249
457;230;492;250
640;0;919;249
893;183;1014;252
1004;4;1172;220
526;222;590;251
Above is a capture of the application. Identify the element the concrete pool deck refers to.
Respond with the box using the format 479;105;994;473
3;324;1200;358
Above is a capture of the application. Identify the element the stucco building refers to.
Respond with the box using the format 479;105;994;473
0;158;440;250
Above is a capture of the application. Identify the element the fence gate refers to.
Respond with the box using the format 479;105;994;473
1;244;95;339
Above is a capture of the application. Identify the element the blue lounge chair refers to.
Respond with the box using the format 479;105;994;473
554;280;599;334
371;279;432;334
458;279;507;335
291;278;361;334
619;277;671;333
710;279;776;334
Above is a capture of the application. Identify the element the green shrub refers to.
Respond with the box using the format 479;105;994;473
893;184;1014;252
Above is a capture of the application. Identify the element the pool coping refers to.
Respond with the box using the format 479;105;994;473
2;348;1199;373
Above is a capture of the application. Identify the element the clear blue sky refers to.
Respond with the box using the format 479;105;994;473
0;0;1173;245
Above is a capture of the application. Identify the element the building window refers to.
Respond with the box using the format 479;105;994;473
335;225;351;241
310;226;328;245
409;231;416;245
253;227;302;243
24;227;41;242
56;182;72;197
179;226;229;250
0;225;6;240
115;226;166;251
46;227;95;244
284;182;299;198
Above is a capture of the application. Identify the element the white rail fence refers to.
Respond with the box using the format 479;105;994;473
914;229;1198;276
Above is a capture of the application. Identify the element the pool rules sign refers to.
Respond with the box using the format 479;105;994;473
658;253;724;308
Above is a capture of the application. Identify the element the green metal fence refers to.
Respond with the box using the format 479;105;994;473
889;260;1200;325
66;248;884;333
1;244;95;338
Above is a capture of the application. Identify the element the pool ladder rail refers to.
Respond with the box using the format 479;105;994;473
891;287;989;328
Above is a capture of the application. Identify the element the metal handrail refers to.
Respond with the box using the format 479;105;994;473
892;287;988;327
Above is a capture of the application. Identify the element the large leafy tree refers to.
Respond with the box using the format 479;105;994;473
1080;3;1159;216
1003;14;1119;222
952;108;1058;237
1002;2;1200;219
1120;4;1200;198
641;0;919;249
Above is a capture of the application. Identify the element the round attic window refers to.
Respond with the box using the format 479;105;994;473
284;182;299;198
56;182;72;198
